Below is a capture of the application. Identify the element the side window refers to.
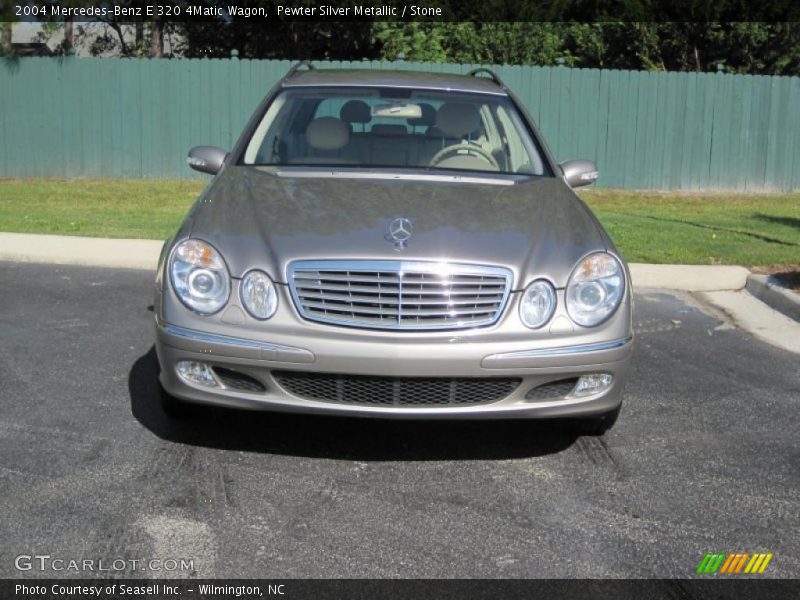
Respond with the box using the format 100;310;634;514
479;105;500;145
244;94;288;164
495;105;540;174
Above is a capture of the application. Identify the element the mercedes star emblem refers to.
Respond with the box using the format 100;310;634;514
386;217;413;249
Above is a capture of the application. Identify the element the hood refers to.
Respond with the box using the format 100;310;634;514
188;167;609;289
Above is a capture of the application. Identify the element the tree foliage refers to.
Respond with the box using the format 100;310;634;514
371;22;800;75
177;21;375;60
177;19;800;75
33;21;178;57
5;9;800;76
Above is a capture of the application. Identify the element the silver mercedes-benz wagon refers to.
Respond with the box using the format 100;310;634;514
154;63;633;434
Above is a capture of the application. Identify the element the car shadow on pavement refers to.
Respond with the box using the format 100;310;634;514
129;347;579;461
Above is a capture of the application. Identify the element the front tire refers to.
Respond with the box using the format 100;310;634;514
567;404;621;436
159;383;198;419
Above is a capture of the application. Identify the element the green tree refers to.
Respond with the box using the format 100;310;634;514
370;21;800;75
371;23;448;62
177;20;376;60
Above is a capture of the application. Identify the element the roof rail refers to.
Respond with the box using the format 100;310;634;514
285;61;316;79
466;67;505;88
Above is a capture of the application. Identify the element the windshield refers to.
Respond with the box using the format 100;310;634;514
242;87;549;176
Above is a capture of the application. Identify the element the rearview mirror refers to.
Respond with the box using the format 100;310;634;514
187;146;228;175
560;160;599;188
371;103;423;119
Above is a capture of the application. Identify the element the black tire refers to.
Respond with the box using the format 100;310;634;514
568;404;621;436
158;383;197;419
153;350;201;419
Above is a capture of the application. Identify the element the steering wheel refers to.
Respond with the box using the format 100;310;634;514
429;143;500;170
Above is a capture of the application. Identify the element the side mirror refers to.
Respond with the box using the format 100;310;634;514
187;146;228;175
560;159;599;188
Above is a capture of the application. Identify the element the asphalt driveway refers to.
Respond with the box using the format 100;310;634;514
0;262;798;579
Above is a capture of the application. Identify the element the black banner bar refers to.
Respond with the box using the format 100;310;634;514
4;579;800;600
3;0;800;23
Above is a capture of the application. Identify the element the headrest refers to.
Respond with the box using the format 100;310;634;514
305;117;350;151
407;103;436;127
339;100;371;124
371;124;407;136
436;103;481;138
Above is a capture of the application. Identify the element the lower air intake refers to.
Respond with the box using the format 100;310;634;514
273;371;521;407
213;367;266;393
525;378;578;401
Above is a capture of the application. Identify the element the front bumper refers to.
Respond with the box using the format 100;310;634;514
154;316;633;420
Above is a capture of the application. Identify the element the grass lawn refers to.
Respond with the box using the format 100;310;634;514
0;179;203;241
580;189;800;268
1;178;798;268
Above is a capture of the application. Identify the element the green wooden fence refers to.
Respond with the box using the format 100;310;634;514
2;57;799;190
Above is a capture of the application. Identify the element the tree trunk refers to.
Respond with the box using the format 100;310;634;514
1;22;12;53
63;19;74;54
109;22;130;56
135;22;144;54
149;18;163;58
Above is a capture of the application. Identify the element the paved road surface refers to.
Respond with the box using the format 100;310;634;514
1;262;798;579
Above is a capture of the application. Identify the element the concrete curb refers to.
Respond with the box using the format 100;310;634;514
0;232;163;271
628;263;749;292
698;290;800;354
745;274;800;323
1;232;752;292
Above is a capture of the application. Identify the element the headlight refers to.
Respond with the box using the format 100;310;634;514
240;270;278;320
169;239;230;314
566;252;625;327
519;280;557;328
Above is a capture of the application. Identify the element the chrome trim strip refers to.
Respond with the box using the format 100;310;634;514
157;318;304;353
273;169;515;186
282;82;507;96
287;259;513;331
487;336;633;360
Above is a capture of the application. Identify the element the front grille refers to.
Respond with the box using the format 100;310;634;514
273;371;521;407
525;378;578;401
288;260;512;330
213;367;266;393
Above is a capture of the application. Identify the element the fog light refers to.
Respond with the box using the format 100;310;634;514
569;373;613;398
176;360;218;387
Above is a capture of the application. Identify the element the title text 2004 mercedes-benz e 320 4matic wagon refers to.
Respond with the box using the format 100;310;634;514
153;63;633;434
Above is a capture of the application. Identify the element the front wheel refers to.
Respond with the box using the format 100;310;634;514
159;384;198;419
567;404;621;436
